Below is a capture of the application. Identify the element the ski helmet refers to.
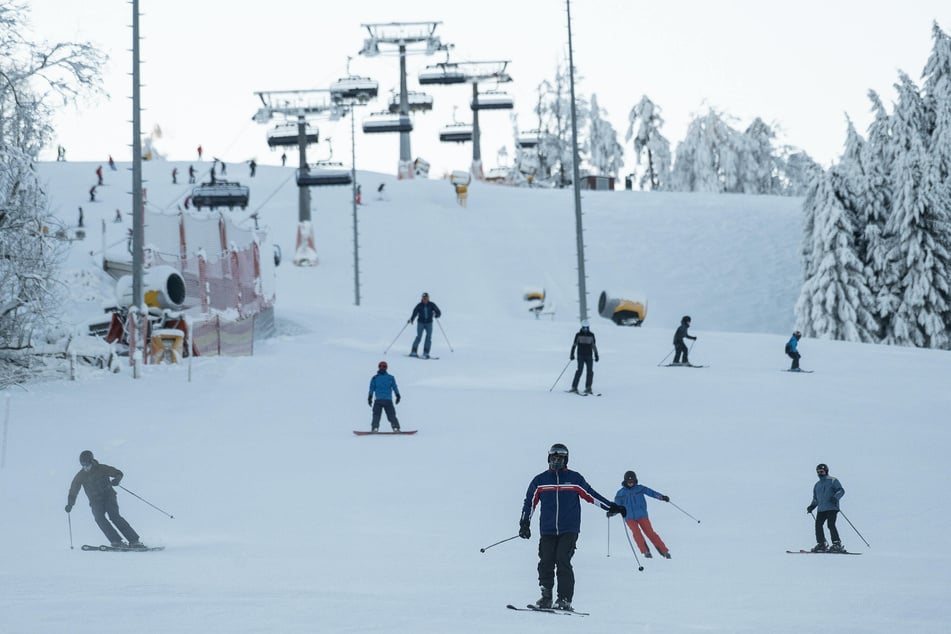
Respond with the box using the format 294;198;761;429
623;470;638;485
580;319;590;329
794;330;802;338
378;360;388;371
816;463;828;474
681;315;691;325
548;443;569;469
79;450;94;466
421;292;429;299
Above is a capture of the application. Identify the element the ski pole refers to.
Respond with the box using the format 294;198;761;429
119;485;175;519
383;322;410;355
548;359;572;392
618;516;644;572
607;514;611;557
480;534;520;553
66;511;73;550
669;500;701;524
839;511;870;548
435;318;454;352
656;348;674;367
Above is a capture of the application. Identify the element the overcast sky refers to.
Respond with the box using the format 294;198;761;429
26;0;950;176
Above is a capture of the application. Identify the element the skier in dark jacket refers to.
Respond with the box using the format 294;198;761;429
612;470;671;558
65;450;144;548
672;315;697;365
408;292;442;358
368;361;401;432
519;443;624;612
785;331;802;371
568;320;599;394
806;463;845;552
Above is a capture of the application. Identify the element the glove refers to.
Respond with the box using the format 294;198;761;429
570;355;575;361
65;504;73;513
407;319;413;325
518;519;531;539
607;503;626;517
395;394;401;404
111;478;121;487
806;504;816;514
661;495;670;502
595;355;600;362
367;396;373;407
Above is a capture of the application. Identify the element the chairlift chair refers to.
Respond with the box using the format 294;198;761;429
267;123;319;147
471;91;514;111
190;181;250;210
516;129;541;149
418;64;468;85
362;112;413;134
330;76;379;103
296;167;353;187
439;122;473;143
388;91;434;114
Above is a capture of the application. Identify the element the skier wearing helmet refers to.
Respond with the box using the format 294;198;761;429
612;470;671;559
806;463;845;552
368;361;401;432
672;315;697;365
519;444;624;612
785;331;803;371
65;450;145;549
568;320;599;394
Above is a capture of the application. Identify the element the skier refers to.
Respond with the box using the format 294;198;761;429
188;165;196;184
114;208;122;223
197;145;203;160
172;167;178;184
368;361;401;432
408;292;442;358
88;185;96;202
249;159;257;177
611;470;671;559
108;155;116;170
77;207;84;228
785;331;803;371
519;443;625;612
672;315;697;365
806;463;845;552
96;165;103;185
65;450;145;549
568;320;599;394
281;152;287;167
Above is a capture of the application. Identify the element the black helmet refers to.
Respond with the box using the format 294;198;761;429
79;450;94;466
816;463;828;474
378;360;388;371
681;315;691;325
548;443;569;470
623;470;638;485
794;330;802;338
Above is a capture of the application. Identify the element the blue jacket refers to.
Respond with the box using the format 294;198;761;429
614;483;665;520
786;335;799;354
811;474;844;512
521;468;613;535
369;371;400;401
410;301;441;324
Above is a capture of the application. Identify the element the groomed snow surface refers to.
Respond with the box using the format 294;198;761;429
1;161;949;633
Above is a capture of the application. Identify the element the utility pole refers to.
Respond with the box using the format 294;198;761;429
566;0;588;323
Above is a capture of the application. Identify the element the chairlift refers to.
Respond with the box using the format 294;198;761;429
330;76;379;103
296;166;353;187
362;112;413;134
388;91;434;113
516;129;541;149
471;90;514;111
439;122;473;143
267;122;319;147
191;181;250;211
418;63;468;85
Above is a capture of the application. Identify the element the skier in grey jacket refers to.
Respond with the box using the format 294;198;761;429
806;463;845;552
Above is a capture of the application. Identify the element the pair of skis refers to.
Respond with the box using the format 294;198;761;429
507;604;588;617
564;389;602;397
81;544;164;552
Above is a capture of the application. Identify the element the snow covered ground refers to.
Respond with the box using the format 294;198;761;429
1;161;949;633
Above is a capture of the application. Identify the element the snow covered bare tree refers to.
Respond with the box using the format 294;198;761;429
583;94;624;177
535;61;588;187
625;95;671;190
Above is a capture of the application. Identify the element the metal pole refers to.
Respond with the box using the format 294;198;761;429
131;0;145;377
398;44;413;178
566;0;588;323
471;82;482;178
297;115;311;223
351;106;361;306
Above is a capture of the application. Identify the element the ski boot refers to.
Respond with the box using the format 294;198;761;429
535;587;553;609
642;551;653;558
583;388;593;395
128;541;147;550
110;541;126;548
829;541;845;553
660;551;672;559
553;597;573;612
409;351;418;358
567;387;579;393
810;542;828;552
422;353;430;359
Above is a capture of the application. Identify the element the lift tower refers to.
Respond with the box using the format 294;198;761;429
359;21;450;179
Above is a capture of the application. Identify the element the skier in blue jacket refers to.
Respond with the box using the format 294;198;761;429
368;361;400;432
806;463;845;552
611;470;671;559
519;443;624;612
408;292;441;358
785;330;802;371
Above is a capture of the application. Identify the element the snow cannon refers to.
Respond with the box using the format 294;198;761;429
450;170;471;186
523;287;545;317
598;290;647;326
115;265;187;310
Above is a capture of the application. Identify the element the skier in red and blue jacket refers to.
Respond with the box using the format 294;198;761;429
519;443;623;612
612;470;671;559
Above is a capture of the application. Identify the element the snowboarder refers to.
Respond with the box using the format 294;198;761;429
568;320;599;394
672;315;697;365
368;361;401;432
408;292;442;358
519;443;624;612
786;331;803;371
611;470;671;559
96;165;103;186
65;450;145;549
806;463;845;552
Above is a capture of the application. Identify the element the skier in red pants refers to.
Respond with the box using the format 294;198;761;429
611;470;671;558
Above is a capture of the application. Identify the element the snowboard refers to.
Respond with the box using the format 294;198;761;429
353;430;417;436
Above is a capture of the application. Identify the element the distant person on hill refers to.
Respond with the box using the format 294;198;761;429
114;208;123;223
806;463;845;552
281;152;287;167
197;145;203;160
785;331;803;371
108;155;117;170
368;361;401;432
89;185;97;202
188;165;196;184
612;470;671;559
77;207;84;228
249;159;257;177
65;450;146;549
408;292;441;358
172;167;178;184
377;182;385;199
672;315;696;365
568;320;598;394
96;165;103;185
